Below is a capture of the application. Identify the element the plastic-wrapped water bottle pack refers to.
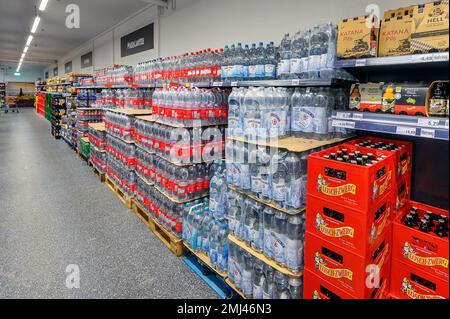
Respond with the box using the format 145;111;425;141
228;241;303;299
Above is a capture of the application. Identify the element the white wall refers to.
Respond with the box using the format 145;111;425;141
1;64;44;83
47;0;421;76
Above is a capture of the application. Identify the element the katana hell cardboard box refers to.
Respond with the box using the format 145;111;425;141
411;0;449;54
393;200;449;281
306;193;394;256
307;144;396;213
304;229;392;298
378;14;413;57
337;15;379;59
390;258;449;299
303;268;389;299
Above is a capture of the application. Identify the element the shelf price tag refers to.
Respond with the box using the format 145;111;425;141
396;126;417;136
291;79;300;85
213;82;223;87
352;113;363;120
417;118;442;128
432;52;449;62
355;59;367;67
332;120;355;129
336;112;352;119
231;81;239;87
420;128;436;139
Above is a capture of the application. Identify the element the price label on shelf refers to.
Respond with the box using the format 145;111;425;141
352;113;363;120
212;82;223;87
417;118;441;128
291;79;300;85
444;120;449;129
231;81;239;87
332;120;355;129
355;59;367;67
336;112;352;119
420;128;436;139
432;52;449;62
396;126;417;136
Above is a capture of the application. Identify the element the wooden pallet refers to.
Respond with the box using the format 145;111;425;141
105;176;132;209
184;243;227;278
132;199;184;257
90;162;106;183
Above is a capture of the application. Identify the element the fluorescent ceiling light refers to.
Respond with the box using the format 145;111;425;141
39;0;49;11
24;46;29;53
21;53;25;59
31;16;41;33
26;35;33;46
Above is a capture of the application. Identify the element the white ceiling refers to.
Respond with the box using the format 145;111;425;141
0;0;152;68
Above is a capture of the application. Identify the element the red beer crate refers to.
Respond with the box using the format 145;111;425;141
346;137;413;180
306;193;394;256
393;201;449;281
390;258;449;299
307;144;396;213
304;230;392;298
393;173;411;213
303;268;389;299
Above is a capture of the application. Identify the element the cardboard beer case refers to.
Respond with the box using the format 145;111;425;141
411;0;449;54
337;15;379;59
378;14;413;57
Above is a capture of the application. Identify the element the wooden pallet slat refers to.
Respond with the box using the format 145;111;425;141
131;199;184;257
105;175;132;209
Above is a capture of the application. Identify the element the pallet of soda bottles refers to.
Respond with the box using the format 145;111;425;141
303;136;415;299
88;122;106;183
131;198;184;256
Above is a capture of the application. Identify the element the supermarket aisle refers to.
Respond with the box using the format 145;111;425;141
0;109;217;299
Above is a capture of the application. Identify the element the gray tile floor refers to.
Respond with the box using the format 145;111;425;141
0;109;217;299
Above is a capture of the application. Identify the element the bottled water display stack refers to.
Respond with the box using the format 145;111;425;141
183;161;230;272
226;142;314;211
227;86;351;141
97;88;153;110
228;241;303;299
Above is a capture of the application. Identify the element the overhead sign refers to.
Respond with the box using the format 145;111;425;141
53;67;58;76
65;61;72;73
120;23;154;58
81;52;93;68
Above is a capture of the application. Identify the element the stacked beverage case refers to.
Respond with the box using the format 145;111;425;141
88;123;107;174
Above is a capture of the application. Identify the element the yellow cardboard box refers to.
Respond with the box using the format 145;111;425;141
337;15;379;59
411;0;449;54
378;14;413;57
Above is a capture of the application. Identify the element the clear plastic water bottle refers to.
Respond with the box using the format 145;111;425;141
234;245;244;290
242;44;251;80
227;241;236;282
262;265;275;299
209;221;221;267
242;252;254;298
312;87;329;140
264;42;277;80
255;42;266;80
263;206;275;258
285;152;302;209
248;43;257;80
277;34;291;79
308;25;323;79
285;214;304;273
289;277;303;299
272;211;287;265
252;259;265;299
218;222;229;271
271;151;287;209
274;272;291;299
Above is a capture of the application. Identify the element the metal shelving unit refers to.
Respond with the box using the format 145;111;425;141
335;52;449;68
332;111;449;141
